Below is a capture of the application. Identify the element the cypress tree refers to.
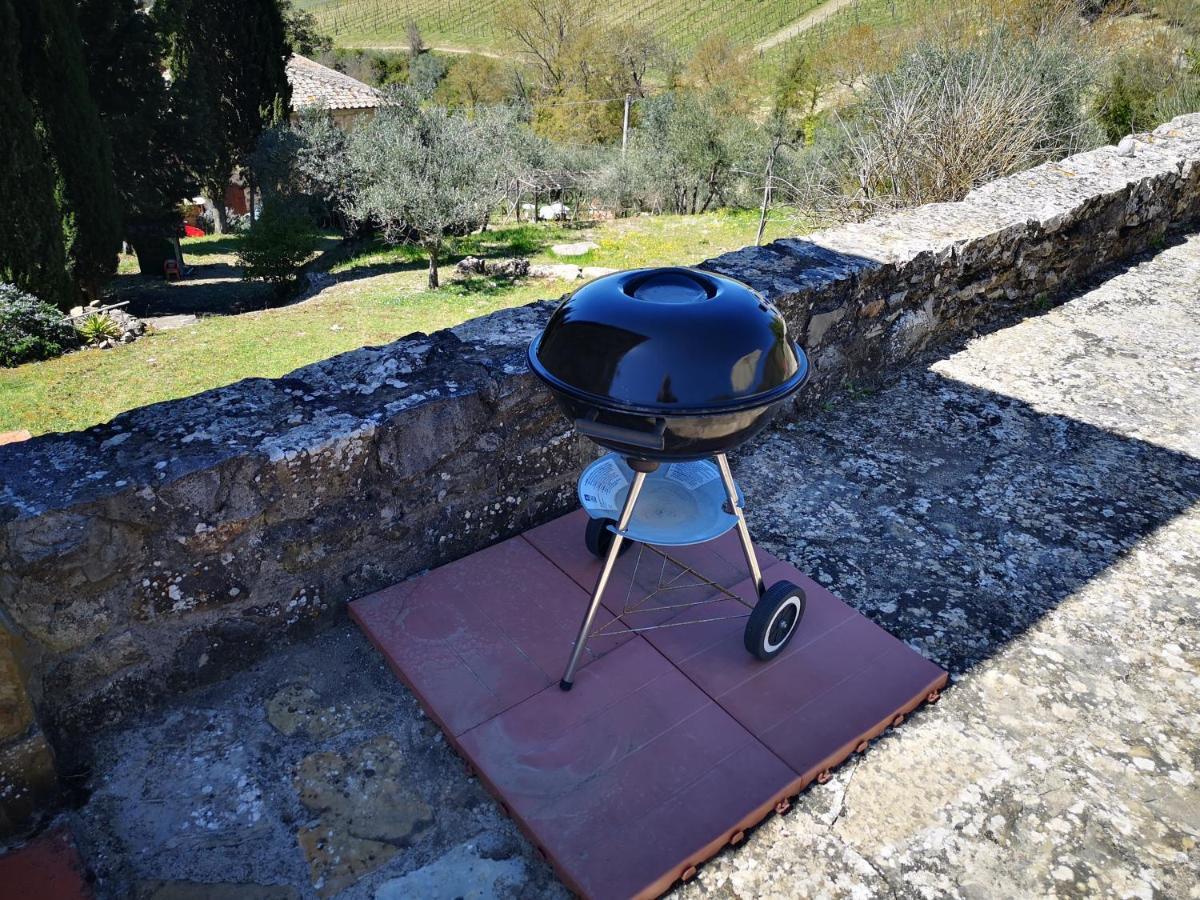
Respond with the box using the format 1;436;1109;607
14;0;122;303
158;0;292;233
0;0;74;307
78;0;193;274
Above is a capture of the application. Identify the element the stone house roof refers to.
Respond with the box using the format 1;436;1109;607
286;54;385;112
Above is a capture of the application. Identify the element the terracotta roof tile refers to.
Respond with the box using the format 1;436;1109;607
287;54;385;111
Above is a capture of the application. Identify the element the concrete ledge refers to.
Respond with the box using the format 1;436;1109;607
1;115;1198;811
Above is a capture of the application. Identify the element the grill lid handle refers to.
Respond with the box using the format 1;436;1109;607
574;415;666;451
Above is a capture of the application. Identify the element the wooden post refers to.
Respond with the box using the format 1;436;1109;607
621;94;632;158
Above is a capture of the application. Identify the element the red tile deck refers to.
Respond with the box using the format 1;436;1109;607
0;826;92;900
351;510;948;899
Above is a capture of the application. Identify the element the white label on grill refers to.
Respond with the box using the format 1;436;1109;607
665;462;719;491
580;458;628;510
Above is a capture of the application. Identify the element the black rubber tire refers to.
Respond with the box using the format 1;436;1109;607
584;517;629;559
744;581;806;661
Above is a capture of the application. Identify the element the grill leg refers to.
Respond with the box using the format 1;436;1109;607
560;469;648;690
715;453;765;599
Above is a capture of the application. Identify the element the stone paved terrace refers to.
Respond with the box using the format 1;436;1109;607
37;230;1199;898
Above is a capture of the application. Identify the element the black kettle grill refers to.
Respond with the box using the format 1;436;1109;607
529;267;809;461
529;267;811;689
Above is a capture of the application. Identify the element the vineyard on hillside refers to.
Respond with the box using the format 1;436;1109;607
296;0;830;52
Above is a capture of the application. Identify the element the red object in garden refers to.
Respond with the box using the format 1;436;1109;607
163;259;181;281
183;224;205;238
351;509;948;900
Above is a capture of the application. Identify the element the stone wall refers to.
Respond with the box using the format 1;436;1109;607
0;621;57;836
2;113;1199;837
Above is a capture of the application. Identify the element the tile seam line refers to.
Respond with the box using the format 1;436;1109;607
707;612;875;700
626;583;810;784
667;591;859;669
522;531;835;781
522;686;765;821
458;636;676;741
520;532;632;646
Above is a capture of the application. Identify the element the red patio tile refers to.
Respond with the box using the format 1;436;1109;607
635;563;859;700
0;826;92;900
760;643;947;779
458;639;799;900
349;534;631;737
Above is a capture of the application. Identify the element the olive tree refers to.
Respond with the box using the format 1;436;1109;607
345;92;517;288
625;89;761;215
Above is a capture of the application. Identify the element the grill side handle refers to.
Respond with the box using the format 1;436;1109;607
574;414;667;451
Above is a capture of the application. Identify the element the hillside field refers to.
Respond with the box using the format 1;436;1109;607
297;0;832;53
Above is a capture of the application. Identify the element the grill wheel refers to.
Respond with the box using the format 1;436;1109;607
584;517;631;559
745;581;806;660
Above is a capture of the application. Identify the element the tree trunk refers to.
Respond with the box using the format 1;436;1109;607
132;236;174;276
756;141;779;246
211;197;227;234
205;181;228;234
427;243;439;290
700;166;721;213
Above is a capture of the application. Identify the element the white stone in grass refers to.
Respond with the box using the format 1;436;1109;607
529;263;582;281
551;241;598;257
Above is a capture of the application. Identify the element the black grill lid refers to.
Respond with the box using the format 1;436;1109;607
529;267;808;415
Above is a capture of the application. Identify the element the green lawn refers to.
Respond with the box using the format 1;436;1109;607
0;209;817;436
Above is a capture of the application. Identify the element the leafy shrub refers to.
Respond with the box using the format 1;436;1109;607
77;312;121;345
407;51;448;100
0;283;81;367
319;48;408;88
198;208;250;235
237;199;318;288
1096;42;1200;142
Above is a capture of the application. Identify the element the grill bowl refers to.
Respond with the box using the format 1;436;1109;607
538;385;791;461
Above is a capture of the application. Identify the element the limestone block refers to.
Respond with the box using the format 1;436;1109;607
0;730;57;838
